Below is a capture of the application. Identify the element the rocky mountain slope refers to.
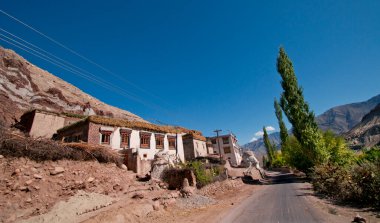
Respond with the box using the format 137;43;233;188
243;94;380;154
242;132;281;158
316;94;380;134
345;104;380;148
0;46;145;126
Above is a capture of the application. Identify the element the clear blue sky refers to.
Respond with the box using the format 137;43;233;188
1;1;380;144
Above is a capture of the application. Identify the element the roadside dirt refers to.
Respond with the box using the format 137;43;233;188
0;156;138;222
301;184;380;223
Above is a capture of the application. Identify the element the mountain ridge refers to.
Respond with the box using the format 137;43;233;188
0;46;146;126
243;94;380;154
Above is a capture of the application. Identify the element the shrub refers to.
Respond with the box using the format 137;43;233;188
312;159;380;208
187;160;226;188
0;128;122;166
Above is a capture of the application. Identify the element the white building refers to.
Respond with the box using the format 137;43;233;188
208;133;242;166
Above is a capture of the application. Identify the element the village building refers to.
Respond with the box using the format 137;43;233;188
56;116;205;174
16;109;85;139
207;133;243;166
182;133;208;161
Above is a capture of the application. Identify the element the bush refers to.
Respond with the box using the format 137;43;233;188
312;159;380;208
187;160;226;188
0;128;122;166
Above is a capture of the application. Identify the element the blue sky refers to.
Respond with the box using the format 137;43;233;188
1;1;380;144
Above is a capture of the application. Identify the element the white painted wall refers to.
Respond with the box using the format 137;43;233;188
210;134;242;166
101;127;185;162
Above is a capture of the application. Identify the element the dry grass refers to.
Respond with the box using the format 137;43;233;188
0;127;123;166
58;115;205;138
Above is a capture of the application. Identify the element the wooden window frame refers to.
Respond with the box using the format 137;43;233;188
140;133;151;149
101;131;112;145
120;130;131;148
211;138;217;144
155;135;164;149
222;137;229;144
223;146;231;154
168;136;176;150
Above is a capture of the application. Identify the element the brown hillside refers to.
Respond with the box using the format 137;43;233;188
0;46;146;126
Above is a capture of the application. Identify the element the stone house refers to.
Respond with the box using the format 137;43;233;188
56;116;206;174
208;133;243;166
182;133;208;161
16;109;84;139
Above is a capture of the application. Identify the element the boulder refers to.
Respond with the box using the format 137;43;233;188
33;174;43;179
50;167;65;175
150;151;171;180
180;178;195;197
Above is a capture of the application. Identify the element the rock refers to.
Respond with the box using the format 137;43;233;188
167;198;176;205
121;164;127;170
180;178;195;197
170;191;179;198
132;192;145;199
353;214;367;223
33;174;43;179
25;180;33;185
87;177;95;183
26;198;32;203
31;167;38;172
13;168;21;175
152;201;160;211
0;154;3;159
150;151;172;180
50;167;65;175
11;183;19;191
33;185;40;190
19;186;29;192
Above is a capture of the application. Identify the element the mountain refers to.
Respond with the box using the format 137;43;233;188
243;94;380;154
242;132;281;157
0;46;145;126
345;104;380;149
316;94;380;134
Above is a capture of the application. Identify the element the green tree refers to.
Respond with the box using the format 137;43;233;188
263;126;275;166
274;98;288;148
277;47;327;171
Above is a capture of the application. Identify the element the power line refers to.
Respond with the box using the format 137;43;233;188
0;31;141;101
0;35;161;109
0;9;171;107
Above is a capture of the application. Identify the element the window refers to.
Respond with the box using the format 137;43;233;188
101;131;112;144
224;146;231;154
168;137;176;150
222;137;229;144
140;133;151;148
211;139;217;144
120;130;130;147
155;135;164;149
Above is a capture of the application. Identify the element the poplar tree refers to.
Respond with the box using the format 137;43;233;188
263;126;275;166
274;98;288;147
276;47;327;170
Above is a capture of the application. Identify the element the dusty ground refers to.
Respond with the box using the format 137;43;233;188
0;156;141;222
2;156;377;223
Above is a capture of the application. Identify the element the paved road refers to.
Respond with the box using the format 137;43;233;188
220;171;326;223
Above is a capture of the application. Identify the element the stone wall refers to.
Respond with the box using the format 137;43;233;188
88;122;102;145
57;121;90;142
163;168;196;189
183;137;195;161
30;112;66;138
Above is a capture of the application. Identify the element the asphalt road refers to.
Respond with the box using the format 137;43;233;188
220;171;326;223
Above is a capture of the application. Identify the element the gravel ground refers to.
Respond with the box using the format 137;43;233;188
176;194;216;209
20;190;114;223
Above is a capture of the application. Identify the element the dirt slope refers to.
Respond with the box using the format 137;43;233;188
0;46;145;126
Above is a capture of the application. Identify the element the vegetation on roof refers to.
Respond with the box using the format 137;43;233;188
183;133;207;141
57;115;205;137
21;108;87;119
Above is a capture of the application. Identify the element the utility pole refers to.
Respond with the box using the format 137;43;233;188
214;129;222;163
